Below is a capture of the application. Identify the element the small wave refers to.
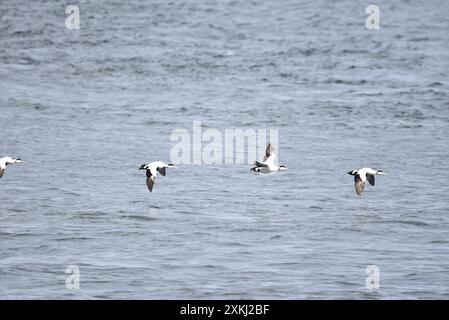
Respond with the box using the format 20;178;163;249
394;109;426;121
341;49;371;55
428;240;449;244
55;237;93;241
143;120;177;126
409;37;431;42
398;124;423;129
122;215;157;221
356;92;384;96
376;220;431;227
428;82;443;87
16;55;40;65
71;212;106;220
324;78;368;85
0;232;42;237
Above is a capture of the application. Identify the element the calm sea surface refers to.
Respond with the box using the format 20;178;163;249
1;0;449;299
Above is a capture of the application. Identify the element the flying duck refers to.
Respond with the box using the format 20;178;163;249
347;168;386;196
251;143;287;173
139;161;175;192
0;157;23;178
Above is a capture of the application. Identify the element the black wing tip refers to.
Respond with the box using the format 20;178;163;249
266;143;273;154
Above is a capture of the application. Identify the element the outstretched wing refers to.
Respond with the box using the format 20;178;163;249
0;168;4;178
157;167;166;176
146;170;155;192
366;174;375;186
146;176;155;192
354;174;365;196
254;161;268;167
263;143;273;161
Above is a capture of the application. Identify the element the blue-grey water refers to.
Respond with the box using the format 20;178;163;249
1;0;449;299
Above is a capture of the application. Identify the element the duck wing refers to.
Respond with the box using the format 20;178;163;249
263;143;273;161
366;173;375;186
146;170;155;192
157;167;166;176
354;174;365;196
254;161;268;167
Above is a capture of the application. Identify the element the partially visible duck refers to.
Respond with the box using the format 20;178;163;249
347;168;386;196
0;157;23;178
